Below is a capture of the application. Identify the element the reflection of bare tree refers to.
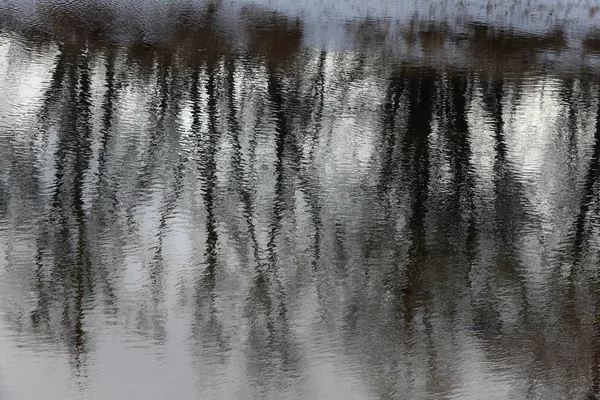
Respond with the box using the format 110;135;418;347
446;74;477;282
399;72;436;395
225;57;262;270
189;59;228;357
565;86;600;399
378;66;406;195
571;89;600;268
28;43;96;383
477;77;531;341
238;18;305;392
5;6;600;398
89;49;120;314
399;72;436;326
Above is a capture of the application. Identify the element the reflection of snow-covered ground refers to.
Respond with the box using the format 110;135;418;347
2;0;600;41
1;0;599;74
238;0;600;50
3;0;599;33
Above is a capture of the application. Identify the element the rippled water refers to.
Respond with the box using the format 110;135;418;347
1;1;600;399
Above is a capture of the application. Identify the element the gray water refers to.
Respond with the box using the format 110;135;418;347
1;1;600;399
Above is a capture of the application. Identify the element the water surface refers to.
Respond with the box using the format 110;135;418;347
1;1;600;399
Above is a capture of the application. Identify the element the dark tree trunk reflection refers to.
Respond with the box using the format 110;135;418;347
3;12;600;398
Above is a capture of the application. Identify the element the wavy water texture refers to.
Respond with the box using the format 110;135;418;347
1;1;600;400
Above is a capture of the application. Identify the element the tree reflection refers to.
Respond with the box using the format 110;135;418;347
3;3;600;398
28;42;95;383
400;72;436;326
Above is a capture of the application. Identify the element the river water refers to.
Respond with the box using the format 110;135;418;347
1;1;600;399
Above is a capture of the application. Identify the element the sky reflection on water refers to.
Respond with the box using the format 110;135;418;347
1;1;600;399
